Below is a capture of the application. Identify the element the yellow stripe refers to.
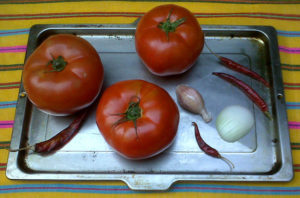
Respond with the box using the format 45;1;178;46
2;2;300;15
0;71;22;83
282;71;300;84
0;128;13;142
0;90;20;102
0;53;25;65
278;37;300;49
290;129;300;142
0;35;28;47
1;14;300;30
287;110;300;122
0;3;300;29
0;108;16;120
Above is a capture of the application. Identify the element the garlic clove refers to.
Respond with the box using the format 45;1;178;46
176;84;212;123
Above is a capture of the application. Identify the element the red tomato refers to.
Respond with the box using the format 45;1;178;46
96;80;179;159
23;34;104;115
135;4;204;76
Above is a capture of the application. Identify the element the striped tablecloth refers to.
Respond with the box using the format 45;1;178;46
1;1;300;197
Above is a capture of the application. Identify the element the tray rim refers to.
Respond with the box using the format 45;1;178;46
6;23;294;191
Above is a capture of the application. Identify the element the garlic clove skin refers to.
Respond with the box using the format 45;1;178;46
176;84;212;123
176;84;203;114
200;109;212;123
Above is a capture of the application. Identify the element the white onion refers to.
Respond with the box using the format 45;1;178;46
216;105;254;142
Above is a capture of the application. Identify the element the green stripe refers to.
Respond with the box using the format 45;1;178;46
0;83;20;88
1;0;300;5
0;64;23;71
0;141;10;144
282;68;300;71
282;63;300;67
284;85;300;88
291;142;300;150
291;142;300;145
291;148;300;150
281;64;300;71
0;141;10;150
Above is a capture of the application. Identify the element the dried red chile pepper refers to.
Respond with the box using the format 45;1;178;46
192;122;234;170
219;56;270;87
205;43;270;87
10;109;88;154
213;72;272;119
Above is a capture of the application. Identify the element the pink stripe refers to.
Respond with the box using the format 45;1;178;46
175;186;300;192
0;125;13;129
0;186;129;191
288;121;300;129
0;120;14;128
289;125;300;129
0;45;26;53
289;121;300;125
279;46;300;54
0;121;14;124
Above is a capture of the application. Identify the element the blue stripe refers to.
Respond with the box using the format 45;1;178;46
0;104;16;109
286;102;300;109
287;106;300;109
0;101;17;109
277;30;300;37
0;101;17;104
171;184;300;195
0;29;29;37
0;184;300;195
0;184;134;194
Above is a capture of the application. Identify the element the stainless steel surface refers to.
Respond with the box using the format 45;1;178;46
7;24;293;190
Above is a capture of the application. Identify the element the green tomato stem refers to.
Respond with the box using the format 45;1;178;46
112;96;142;139
46;54;68;72
158;8;186;41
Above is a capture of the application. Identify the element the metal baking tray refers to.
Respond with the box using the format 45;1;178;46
7;24;293;190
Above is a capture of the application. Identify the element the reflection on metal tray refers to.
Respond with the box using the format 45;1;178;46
6;24;293;190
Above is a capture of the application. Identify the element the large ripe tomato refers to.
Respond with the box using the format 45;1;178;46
96;80;179;159
135;4;204;76
23;34;104;115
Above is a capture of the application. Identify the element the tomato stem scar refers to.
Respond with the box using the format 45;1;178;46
112;96;142;139
158;8;186;41
46;54;68;72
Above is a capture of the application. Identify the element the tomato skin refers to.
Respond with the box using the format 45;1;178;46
23;34;104;115
135;4;204;76
96;80;179;159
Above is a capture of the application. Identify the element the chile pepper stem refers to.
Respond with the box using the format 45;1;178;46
158;8;186;41
264;111;273;120
8;145;34;152
204;42;221;59
220;156;235;171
